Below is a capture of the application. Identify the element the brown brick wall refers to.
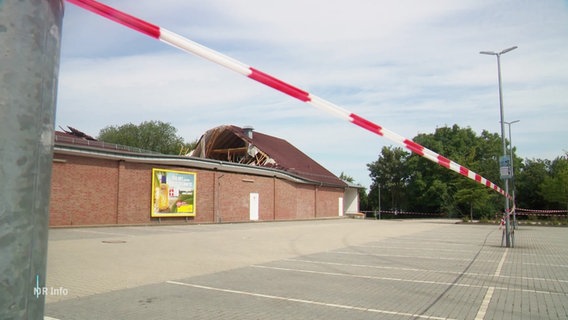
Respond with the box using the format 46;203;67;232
49;152;344;226
296;184;316;219
119;165;218;224
274;180;298;220
216;173;275;222
116;161;151;225
50;154;119;226
50;160;71;226
316;186;342;218
194;170;215;223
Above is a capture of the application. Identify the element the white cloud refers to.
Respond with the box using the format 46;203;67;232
58;0;568;188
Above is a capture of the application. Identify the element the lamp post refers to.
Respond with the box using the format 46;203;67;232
504;120;520;230
378;184;381;220
480;46;517;248
0;2;63;318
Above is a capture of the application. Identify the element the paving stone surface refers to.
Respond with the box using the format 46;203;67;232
44;219;568;319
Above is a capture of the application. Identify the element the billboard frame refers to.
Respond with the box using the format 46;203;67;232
151;168;197;218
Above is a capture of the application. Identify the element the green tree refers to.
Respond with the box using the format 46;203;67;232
98;121;194;155
406;125;502;216
367;125;504;217
454;181;496;220
365;124;566;216
540;156;568;210
474;130;503;184
339;172;355;183
515;158;550;209
367;146;410;211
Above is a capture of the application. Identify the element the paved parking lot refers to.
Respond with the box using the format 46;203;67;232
44;219;568;319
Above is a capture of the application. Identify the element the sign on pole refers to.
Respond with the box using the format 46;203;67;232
499;155;512;180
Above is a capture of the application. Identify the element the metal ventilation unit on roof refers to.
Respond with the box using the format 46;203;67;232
243;126;254;139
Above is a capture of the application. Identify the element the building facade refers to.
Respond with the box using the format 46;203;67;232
49;128;349;226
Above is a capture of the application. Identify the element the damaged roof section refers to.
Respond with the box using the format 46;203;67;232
190;125;346;187
58;126;97;140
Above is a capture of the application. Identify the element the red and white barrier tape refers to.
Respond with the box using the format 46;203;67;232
66;0;510;199
516;208;568;214
517;213;568;217
380;210;443;216
502;205;568;221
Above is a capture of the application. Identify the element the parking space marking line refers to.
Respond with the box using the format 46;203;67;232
287;258;425;272
380;238;482;247
333;250;499;263
252;265;568;296
495;248;508;277
166;280;455;320
253;265;476;288
518;262;568;268
352;245;475;253
475;286;495;320
286;258;568;284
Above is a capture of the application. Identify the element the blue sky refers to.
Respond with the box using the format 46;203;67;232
58;0;568;189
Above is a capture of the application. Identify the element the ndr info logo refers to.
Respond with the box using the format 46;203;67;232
34;275;69;298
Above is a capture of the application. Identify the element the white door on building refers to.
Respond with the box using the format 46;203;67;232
249;193;259;221
338;197;344;216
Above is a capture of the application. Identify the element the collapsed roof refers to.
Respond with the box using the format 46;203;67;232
58;126;96;140
190;125;346;187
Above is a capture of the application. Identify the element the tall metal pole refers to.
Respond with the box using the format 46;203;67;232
504;120;520;229
497;53;512;247
480;46;517;248
0;1;64;319
378;184;381;220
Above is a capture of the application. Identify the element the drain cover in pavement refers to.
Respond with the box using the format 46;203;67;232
101;240;127;244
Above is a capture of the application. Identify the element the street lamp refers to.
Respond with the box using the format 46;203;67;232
503;120;520;230
377;184;381;220
480;46;518;247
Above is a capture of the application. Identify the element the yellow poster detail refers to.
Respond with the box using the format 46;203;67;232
151;168;196;217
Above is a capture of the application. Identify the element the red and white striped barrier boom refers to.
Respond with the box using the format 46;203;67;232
66;0;510;199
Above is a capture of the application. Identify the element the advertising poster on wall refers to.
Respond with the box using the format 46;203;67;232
151;168;196;217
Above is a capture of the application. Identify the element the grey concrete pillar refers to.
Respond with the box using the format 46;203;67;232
0;0;64;319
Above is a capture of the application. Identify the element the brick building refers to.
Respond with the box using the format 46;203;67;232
49;126;355;226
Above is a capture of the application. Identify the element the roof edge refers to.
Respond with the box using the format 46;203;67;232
53;144;347;188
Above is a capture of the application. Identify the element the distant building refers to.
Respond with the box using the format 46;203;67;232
49;125;358;226
343;180;365;216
